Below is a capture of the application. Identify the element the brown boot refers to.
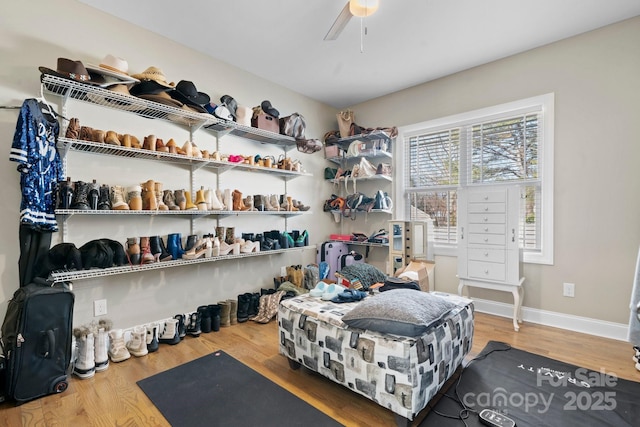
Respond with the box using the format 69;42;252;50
163;190;179;210
218;301;230;327
232;190;248;211
141;180;157;210
225;227;235;245
174;189;186;210
127;185;142;210
227;299;238;325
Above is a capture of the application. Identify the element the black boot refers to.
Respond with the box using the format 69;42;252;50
71;180;91;210
149;236;172;262
198;306;212;333
58;177;74;209
208;304;221;332
98;184;111;210
254;195;265;211
249;293;260;317
184;235;198;252
186;311;201;337
237;293;251;323
88;179;100;210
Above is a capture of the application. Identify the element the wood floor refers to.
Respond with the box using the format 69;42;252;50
0;312;638;427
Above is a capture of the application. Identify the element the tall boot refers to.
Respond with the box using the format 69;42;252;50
166;233;185;259
154;182;168;211
184;190;197;210
58;177;74;209
71;181;91;210
73;326;95;379
163;189;180;210
218;301;230;327
208;304;221;332
249;293;261;318
237;293;251;323
232;189;249;211
108;329;131;363
228;299;238;325
225;227;235;245
174;189;186;210
111;185;129;210
140;237;155;264
94;319;111;372
195;186;207;211
98;184;111;210
141;180;157;210
216;227;225;243
127;185;143;210
146;322;159;353
198;306;212;333
126;237;141;265
150;236;172;262
88;180;100;210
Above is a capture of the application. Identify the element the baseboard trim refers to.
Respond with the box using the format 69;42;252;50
472;298;629;342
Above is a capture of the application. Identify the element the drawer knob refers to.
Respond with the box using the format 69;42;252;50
484;206;489;211
484;227;489;232
484;252;489;257
484;238;489;242
484;269;489;274
483;217;488;222
484;196;489;200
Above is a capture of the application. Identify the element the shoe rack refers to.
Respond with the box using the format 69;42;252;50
324;131;394;256
42;74;312;284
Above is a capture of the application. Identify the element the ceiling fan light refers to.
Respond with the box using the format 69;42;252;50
349;0;379;17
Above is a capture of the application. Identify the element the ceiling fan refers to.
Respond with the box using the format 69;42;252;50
324;0;380;41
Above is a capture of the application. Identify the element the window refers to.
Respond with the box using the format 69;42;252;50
399;94;554;264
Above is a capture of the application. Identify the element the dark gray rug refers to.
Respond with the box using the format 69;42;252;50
137;350;342;427
421;341;640;427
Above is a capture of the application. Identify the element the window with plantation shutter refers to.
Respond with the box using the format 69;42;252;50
400;94;554;265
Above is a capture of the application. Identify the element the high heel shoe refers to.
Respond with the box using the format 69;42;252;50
219;241;240;255
183;237;207;260
240;240;260;253
295;230;309;247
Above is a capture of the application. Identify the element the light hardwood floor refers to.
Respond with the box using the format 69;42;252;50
0;312;638;427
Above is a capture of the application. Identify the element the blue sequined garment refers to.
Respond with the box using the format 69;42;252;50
9;98;63;231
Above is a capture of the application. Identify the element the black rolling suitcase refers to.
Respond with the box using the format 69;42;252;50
1;281;74;403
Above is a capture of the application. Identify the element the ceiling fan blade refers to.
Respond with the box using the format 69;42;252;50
324;1;353;41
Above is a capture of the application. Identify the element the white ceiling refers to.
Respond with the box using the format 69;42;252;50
79;0;640;109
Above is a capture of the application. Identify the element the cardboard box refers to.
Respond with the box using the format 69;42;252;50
395;260;435;292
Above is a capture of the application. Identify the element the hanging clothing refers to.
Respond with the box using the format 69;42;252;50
9;98;63;231
628;245;640;344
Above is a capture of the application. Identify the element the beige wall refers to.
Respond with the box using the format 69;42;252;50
0;1;637;331
350;16;640;324
0;0;337;328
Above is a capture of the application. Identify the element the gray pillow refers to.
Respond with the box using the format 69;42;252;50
341;289;457;336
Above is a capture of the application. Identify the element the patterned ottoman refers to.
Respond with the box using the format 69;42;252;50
277;292;474;425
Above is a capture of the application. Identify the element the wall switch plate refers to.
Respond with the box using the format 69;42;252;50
563;282;575;297
94;299;107;316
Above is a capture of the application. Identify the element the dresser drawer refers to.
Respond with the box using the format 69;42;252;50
468;190;507;204
468;213;506;224
468;261;507;282
469;233;506;245
467;202;506;214
468;223;506;234
468;248;506;263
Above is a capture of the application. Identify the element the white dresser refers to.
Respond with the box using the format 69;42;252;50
457;185;525;331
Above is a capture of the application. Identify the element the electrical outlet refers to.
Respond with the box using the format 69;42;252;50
94;299;107;316
563;283;575;298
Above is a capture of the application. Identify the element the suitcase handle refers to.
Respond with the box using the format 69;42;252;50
43;329;55;358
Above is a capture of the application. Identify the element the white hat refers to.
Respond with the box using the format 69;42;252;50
86;54;139;85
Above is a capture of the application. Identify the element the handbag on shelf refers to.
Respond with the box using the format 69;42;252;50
324;167;338;180
337;110;355;138
279;113;306;139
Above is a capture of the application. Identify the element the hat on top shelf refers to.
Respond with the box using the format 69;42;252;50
130;66;175;88
169;80;209;113
261;100;280;118
85;54;139;87
39;58;100;85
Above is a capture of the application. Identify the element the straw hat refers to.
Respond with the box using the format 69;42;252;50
131;66;174;88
